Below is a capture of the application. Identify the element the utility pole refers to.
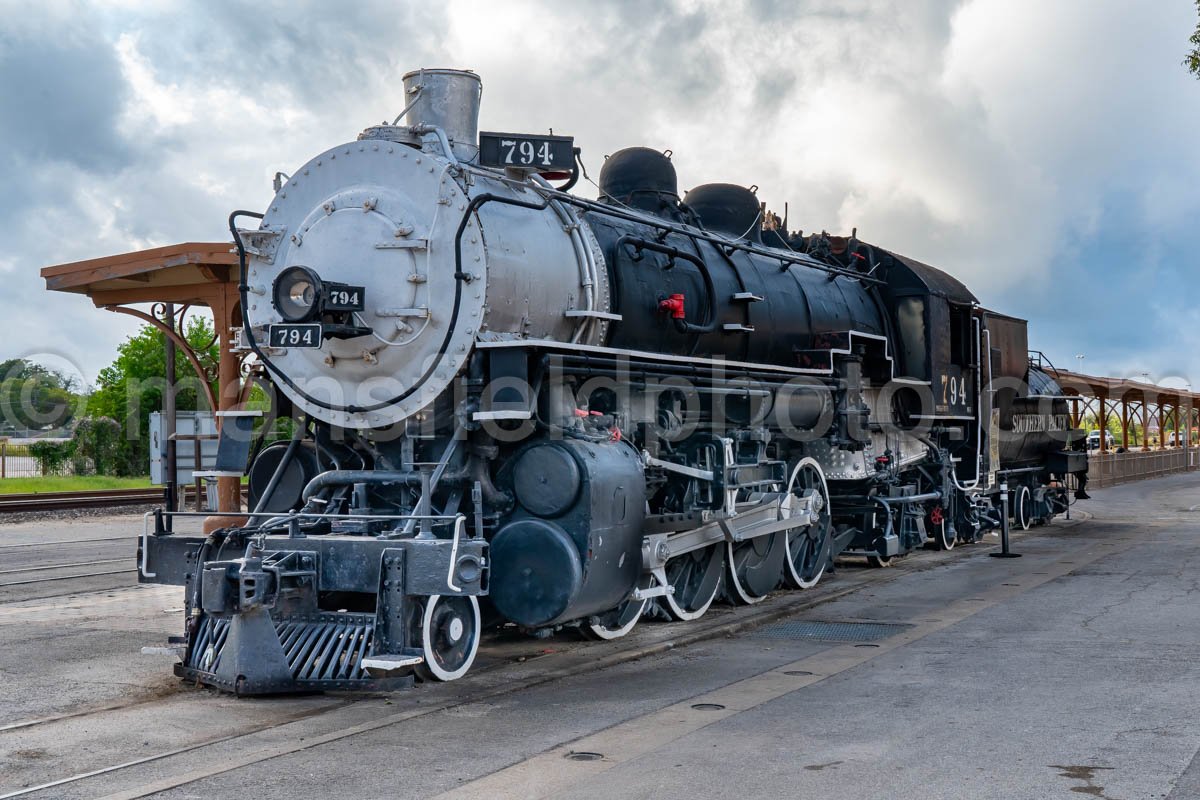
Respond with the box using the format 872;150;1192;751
163;303;177;525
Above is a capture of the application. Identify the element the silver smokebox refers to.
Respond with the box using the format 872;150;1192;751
400;68;481;161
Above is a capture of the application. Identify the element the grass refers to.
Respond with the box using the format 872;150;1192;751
0;475;153;495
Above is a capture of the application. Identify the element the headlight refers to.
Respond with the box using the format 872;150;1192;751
273;266;322;322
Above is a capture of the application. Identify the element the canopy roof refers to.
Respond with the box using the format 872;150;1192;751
41;242;239;307
1054;369;1199;404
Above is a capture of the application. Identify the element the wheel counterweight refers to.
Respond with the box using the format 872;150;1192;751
660;544;725;620
726;533;787;604
583;577;651;640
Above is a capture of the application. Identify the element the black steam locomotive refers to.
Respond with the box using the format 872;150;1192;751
139;69;1087;692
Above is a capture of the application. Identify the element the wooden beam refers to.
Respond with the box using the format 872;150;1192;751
42;241;235;278
88;285;224;307
42;242;237;292
1121;399;1129;450
198;263;232;284
209;282;244;518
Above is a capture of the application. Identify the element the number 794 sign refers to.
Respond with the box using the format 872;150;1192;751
478;131;574;171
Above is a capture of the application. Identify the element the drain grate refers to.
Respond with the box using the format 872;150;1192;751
751;620;912;642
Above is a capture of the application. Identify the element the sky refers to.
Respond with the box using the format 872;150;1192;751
2;0;1199;390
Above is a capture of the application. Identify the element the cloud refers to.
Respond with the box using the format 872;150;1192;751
1;0;1198;390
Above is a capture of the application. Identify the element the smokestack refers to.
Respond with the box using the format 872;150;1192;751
401;68;482;162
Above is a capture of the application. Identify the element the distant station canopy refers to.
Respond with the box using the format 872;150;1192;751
41;242;245;514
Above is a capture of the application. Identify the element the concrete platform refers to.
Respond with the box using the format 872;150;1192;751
0;473;1196;799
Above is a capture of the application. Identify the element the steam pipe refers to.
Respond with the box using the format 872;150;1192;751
301;468;470;502
872;491;943;507
616;235;719;334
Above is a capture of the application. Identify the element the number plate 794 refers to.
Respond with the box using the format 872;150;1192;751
478;131;574;170
269;324;322;348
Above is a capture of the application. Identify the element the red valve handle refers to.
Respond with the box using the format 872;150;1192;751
658;293;686;320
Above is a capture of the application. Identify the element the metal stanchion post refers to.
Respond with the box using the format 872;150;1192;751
163;303;177;531
990;480;1022;559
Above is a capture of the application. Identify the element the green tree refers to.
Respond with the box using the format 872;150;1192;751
86;318;220;475
1188;1;1200;77
0;359;81;432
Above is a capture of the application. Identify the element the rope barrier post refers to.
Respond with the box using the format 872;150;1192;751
990;480;1022;559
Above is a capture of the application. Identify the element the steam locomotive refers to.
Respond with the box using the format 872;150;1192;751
139;69;1087;693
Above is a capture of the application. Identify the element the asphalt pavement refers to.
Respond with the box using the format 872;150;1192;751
1;474;1198;799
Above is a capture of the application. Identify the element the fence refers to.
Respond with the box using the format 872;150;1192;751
1087;448;1193;489
0;428;72;440
0;440;78;478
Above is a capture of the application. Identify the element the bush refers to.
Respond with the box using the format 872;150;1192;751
29;440;74;476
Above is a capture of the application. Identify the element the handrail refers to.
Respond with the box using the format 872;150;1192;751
531;184;886;286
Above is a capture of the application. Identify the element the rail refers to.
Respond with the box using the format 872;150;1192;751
0;486;231;514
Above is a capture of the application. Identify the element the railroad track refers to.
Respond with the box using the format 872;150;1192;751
0;563;134;589
0;488;165;514
0;569;876;800
0;486;245;514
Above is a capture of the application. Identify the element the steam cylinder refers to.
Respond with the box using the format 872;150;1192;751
488;440;645;628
